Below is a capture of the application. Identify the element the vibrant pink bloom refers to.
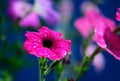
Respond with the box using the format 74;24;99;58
94;20;115;48
94;20;120;60
116;8;120;21
74;1;116;38
86;44;105;72
24;26;71;60
19;12;40;28
74;12;115;38
74;2;99;38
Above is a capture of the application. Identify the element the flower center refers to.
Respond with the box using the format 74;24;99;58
43;39;53;48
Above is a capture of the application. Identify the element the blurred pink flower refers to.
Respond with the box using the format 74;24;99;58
24;26;71;60
86;44;105;72
74;1;116;38
8;0;60;28
74;2;99;38
94;20;120;60
8;0;32;20
19;12;40;28
33;0;61;25
75;1;120;60
116;8;120;21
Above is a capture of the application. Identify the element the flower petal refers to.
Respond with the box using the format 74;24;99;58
74;17;93;38
104;28;120;60
51;48;67;60
19;13;40;28
8;0;32;20
24;26;71;60
53;39;71;53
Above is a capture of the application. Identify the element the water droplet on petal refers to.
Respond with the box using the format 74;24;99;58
33;46;36;48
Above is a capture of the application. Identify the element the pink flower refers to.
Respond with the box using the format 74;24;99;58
116;8;120;21
74;2;98;38
7;0;60;28
24;26;71;60
8;0;32;20
86;44;105;72
94;20;120;60
7;0;40;28
74;12;115;38
74;1;116;38
75;1;120;60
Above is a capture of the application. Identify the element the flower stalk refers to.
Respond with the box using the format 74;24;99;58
75;47;102;81
38;58;61;81
38;58;47;81
44;60;60;76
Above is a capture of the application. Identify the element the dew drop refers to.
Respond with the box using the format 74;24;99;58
33;46;36;48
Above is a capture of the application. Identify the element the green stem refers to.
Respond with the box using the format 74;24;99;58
39;59;42;81
38;58;46;81
75;47;102;81
44;61;60;76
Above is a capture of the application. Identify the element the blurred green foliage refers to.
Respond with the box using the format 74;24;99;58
0;0;36;80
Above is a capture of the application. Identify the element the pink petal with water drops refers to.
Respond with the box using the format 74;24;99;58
51;48;67;60
24;26;71;60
